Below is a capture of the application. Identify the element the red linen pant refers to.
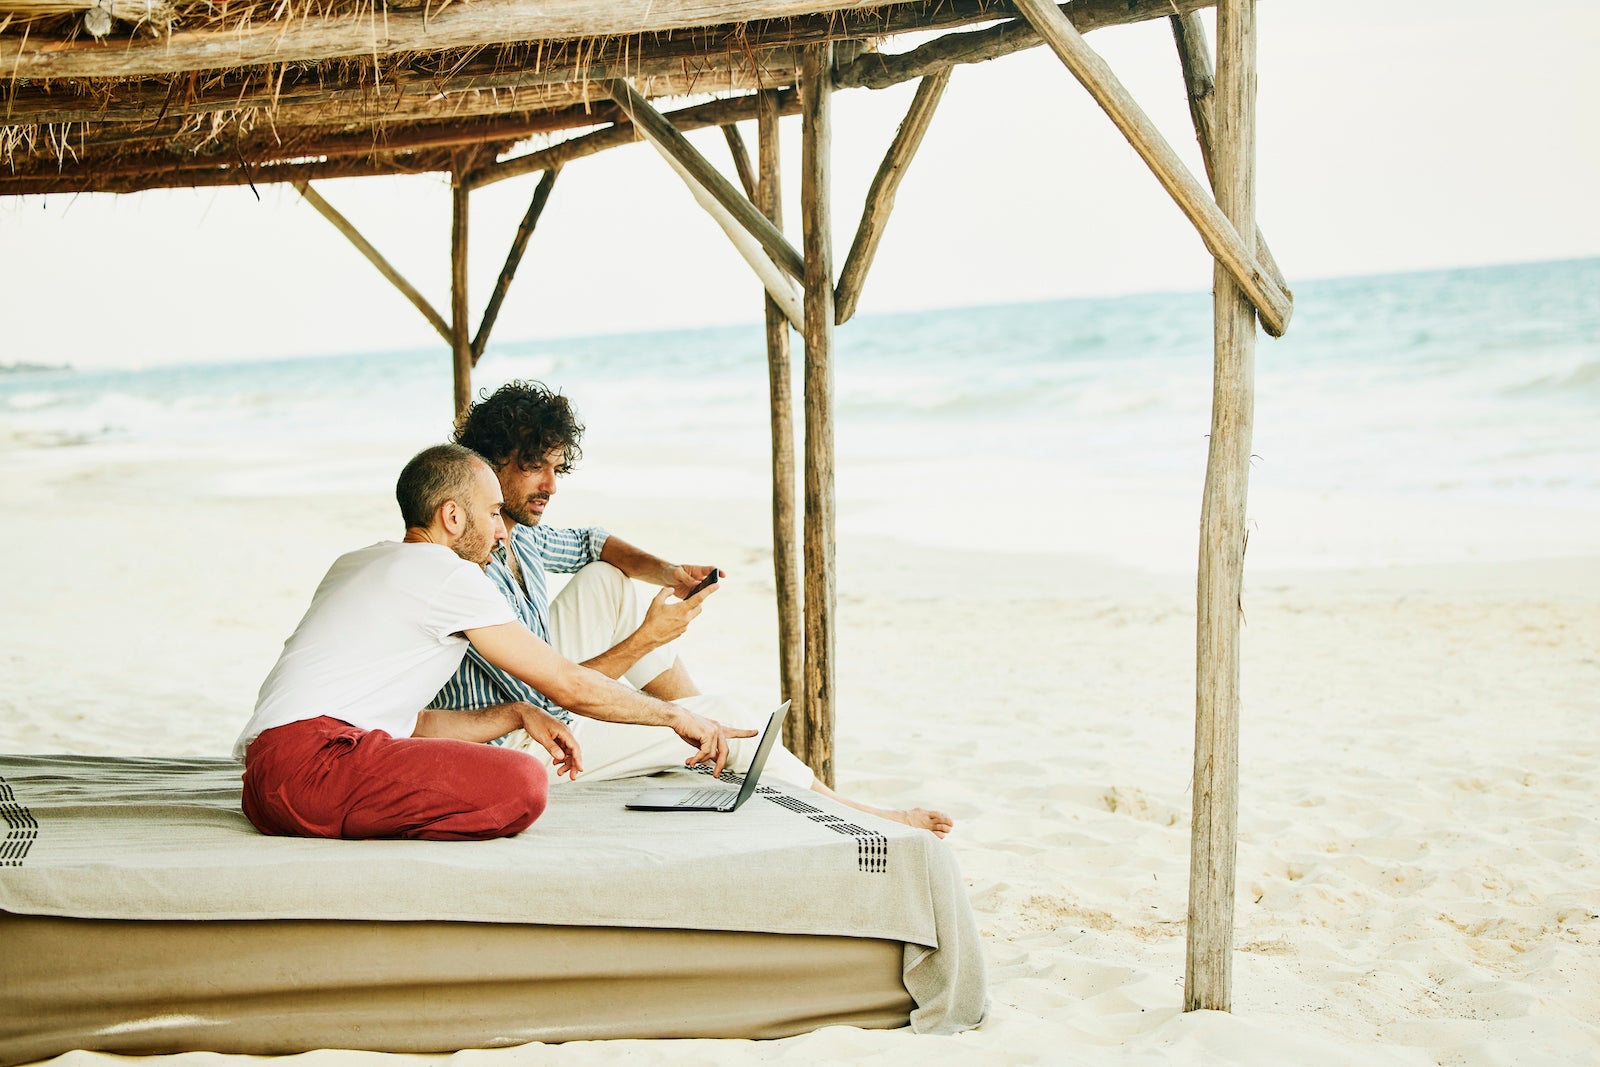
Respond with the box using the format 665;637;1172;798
242;716;547;841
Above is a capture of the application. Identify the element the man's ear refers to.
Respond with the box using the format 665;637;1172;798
439;499;464;536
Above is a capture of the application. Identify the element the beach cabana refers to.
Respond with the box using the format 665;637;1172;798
0;0;1294;1053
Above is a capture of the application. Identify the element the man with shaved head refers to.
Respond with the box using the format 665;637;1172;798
233;443;754;841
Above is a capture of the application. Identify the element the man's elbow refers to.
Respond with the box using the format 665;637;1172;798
534;665;591;710
546;666;616;715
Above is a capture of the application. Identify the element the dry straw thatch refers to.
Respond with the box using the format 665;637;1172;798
0;0;1209;196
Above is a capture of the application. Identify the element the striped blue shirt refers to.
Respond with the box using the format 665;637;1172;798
430;523;610;729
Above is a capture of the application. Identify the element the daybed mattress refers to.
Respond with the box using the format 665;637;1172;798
0;753;985;1063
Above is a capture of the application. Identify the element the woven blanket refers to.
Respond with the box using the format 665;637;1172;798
0;753;985;1034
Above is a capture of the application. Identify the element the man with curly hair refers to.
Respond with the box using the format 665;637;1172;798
432;380;953;837
235;443;754;841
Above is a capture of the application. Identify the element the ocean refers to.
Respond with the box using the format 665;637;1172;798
3;256;1597;571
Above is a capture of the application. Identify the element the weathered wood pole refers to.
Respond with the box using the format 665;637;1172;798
835;67;951;325
294;182;451;344
1185;0;1258;1014
800;43;837;788
450;172;473;424
723;123;759;201
605;80;805;283
1012;0;1290;337
1169;11;1286;295
757;92;807;746
471;165;560;365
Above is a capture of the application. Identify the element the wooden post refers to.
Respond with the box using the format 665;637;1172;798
294;181;452;344
1012;0;1290;337
1169;11;1286;296
450;172;472;425
800;42;837;789
1185;0;1257;1014
605;80;805;283
603;81;805;329
723;124;759;202
471;166;560;365
835;68;950;324
757;90;806;753
470;91;802;193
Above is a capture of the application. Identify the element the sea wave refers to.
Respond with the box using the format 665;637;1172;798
1;258;1595;509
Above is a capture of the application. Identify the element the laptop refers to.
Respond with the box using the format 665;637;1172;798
625;701;790;812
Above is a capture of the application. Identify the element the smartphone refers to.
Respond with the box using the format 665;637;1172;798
684;569;719;599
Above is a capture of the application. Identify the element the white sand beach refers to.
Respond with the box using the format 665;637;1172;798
2;429;1597;1067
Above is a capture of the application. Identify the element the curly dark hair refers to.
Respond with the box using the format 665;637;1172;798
453;380;584;473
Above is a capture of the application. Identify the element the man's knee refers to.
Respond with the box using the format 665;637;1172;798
562;561;628;601
493;752;549;835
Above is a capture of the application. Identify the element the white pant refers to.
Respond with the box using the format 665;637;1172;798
508;562;815;790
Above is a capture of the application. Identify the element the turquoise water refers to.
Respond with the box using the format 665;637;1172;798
3;257;1597;514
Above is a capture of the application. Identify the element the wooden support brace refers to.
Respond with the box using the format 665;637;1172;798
604;80;806;283
1012;0;1292;337
722;124;759;202
471;166;561;365
467;91;801;192
834;68;950;325
294;181;452;345
634;135;805;330
1170;11;1286;295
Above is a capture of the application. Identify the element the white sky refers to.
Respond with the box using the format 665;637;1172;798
1;0;1596;369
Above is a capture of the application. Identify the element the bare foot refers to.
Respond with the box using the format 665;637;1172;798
883;806;955;838
816;783;955;838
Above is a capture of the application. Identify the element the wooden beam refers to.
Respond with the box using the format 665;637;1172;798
1186;0;1257;1015
2;109;582;192
800;41;837;790
469;91;801;191
834;68;950;325
604;79;805;283
1170;11;1286;296
471;166;560;366
722;123;759;202
0;0;1210;82
294;181;451;345
757;88;805;748
834;1;1216;90
0;57;801;126
0;0;881;80
451;173;473;423
5;150;455;197
1012;0;1292;337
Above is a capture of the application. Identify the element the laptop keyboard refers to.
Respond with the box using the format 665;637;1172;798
678;788;734;808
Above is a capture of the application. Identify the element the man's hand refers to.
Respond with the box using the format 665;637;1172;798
519;707;583;780
668;564;723;600
668;708;758;777
634;583;709;650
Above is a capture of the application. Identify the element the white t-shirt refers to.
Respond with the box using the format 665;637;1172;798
233;541;516;759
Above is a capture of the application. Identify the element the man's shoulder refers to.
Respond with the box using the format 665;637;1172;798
338;540;477;582
509;522;571;555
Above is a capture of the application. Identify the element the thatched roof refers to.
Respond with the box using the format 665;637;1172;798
0;0;1209;196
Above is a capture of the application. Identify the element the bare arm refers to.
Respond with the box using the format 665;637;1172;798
563;535;722;681
599;534;719;599
463;621;754;774
413;702;582;780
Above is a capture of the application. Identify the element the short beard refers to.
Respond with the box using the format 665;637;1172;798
501;498;545;527
455;514;492;565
